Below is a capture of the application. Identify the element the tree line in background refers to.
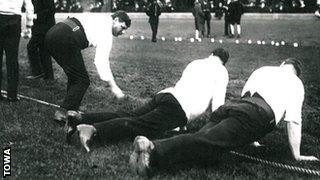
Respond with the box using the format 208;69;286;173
53;0;319;13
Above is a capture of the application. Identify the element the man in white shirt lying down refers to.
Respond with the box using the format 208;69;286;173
65;48;230;153
129;58;319;177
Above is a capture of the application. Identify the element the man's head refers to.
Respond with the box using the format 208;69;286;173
212;48;229;65
111;10;131;37
280;58;302;77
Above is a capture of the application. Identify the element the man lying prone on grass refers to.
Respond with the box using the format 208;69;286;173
64;48;230;152
129;58;319;177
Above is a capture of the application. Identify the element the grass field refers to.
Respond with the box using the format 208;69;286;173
1;15;320;179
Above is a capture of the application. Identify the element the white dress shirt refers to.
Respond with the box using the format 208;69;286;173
0;0;34;26
160;55;229;122
241;66;304;125
76;15;124;97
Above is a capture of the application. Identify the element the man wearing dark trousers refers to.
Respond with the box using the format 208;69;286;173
26;0;55;80
64;48;229;152
146;0;163;42
201;0;212;37
45;11;131;123
0;0;34;102
130;58;319;176
223;0;231;37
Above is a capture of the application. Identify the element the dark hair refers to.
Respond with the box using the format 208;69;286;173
111;10;131;28
283;58;302;77
212;48;229;65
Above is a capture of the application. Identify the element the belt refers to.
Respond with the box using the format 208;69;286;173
62;17;89;49
242;92;275;125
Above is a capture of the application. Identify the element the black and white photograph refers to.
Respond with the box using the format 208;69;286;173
1;0;320;179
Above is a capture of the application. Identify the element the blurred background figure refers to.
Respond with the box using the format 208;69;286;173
90;0;104;12
145;0;164;42
228;0;244;38
134;0;147;11
0;0;34;102
55;0;70;12
316;0;320;17
201;0;212;37
193;0;205;39
70;0;83;12
26;0;55;80
223;0;231;37
214;0;224;20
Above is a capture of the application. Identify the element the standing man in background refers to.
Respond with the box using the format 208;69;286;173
228;0;244;38
146;0;164;42
45;11;131;124
201;0;212;37
222;0;231;37
192;0;205;39
0;0;34;102
26;0;56;80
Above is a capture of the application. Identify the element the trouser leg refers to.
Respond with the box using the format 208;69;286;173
205;13;211;36
39;37;54;79
63;69;90;110
4;20;21;98
27;34;42;75
224;19;229;36
93;93;187;142
0;33;3;91
151;108;273;169
150;16;159;40
54;49;89;111
80;94;158;124
230;24;235;35
46;29;89;110
206;20;211;36
151;117;244;168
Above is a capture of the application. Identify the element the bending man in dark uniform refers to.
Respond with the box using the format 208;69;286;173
129;58;319;176
26;0;55;80
45;11;131;123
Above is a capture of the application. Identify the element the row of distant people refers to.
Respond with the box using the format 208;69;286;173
54;0;105;13
53;0;319;13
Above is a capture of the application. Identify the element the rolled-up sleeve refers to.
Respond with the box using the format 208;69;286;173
24;0;34;26
94;37;113;82
211;69;229;112
284;83;304;125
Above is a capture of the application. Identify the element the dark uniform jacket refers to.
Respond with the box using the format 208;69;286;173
145;0;163;17
228;1;244;20
192;2;205;24
32;0;55;35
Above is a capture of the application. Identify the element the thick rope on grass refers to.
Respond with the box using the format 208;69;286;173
230;151;320;176
1;90;319;176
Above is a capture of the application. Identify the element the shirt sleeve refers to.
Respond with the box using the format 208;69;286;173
211;69;229;112
93;36;114;82
24;0;34;26
283;81;304;125
241;70;257;96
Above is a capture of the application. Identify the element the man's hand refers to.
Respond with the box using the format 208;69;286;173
295;155;319;161
111;86;125;100
250;141;265;147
